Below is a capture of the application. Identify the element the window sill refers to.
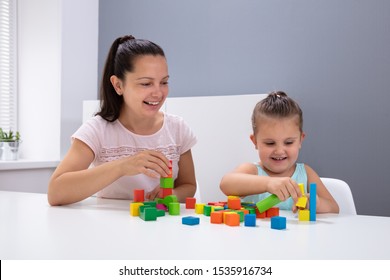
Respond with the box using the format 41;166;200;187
0;159;59;171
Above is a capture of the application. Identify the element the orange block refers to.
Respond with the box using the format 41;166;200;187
225;212;240;226
227;197;241;210
186;197;196;209
210;211;223;224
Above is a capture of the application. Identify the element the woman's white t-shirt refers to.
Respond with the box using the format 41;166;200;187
72;112;197;199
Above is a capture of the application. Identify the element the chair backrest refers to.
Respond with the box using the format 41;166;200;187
321;177;357;215
83;94;267;203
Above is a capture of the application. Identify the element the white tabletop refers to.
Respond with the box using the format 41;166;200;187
1;191;389;260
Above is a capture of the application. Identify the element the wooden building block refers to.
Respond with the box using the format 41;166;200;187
182;216;200;226
244;214;256;227
186;197;196;209
210;211;224;224
133;189;145;202
270;216;286;230
225;212;240;226
130;202;143;216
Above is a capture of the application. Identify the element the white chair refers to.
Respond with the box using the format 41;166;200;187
321;177;357;215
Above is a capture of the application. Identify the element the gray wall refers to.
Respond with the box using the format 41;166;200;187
98;0;390;216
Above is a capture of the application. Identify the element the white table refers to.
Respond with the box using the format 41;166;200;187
1;191;389;260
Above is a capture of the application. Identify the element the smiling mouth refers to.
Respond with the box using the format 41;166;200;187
143;101;160;106
272;156;287;161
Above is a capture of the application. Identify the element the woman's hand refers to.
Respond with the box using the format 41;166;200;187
120;150;170;178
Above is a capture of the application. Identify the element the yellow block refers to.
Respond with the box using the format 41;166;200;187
298;209;310;221
130;202;144;216
296;196;308;209
195;203;206;214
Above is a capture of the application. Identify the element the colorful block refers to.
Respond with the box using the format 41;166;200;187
244;214;256;227
162;195;178;207
162;188;173;197
227;196;241;210
182;216;200;226
296;183;308;209
210;211;224;224
266;207;279;218
130;202;143;216
133;189;145;202
139;206;157;221
203;205;213;216
225;212;240;226
168;202;180;215
298;209;310;221
309;183;317;221
160;177;174;188
256;194;281;213
270;216;286;230
195;203;205;214
186;197;196;209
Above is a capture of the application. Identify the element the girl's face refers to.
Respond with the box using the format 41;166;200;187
112;55;169;119
250;115;305;177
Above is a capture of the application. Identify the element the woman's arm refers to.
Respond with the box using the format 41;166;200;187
48;139;170;206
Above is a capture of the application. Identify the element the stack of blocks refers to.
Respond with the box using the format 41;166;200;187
129;160;182;221
296;183;317;222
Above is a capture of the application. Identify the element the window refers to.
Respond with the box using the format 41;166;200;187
0;0;17;131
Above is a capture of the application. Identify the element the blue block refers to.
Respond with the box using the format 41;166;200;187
271;216;286;230
182;216;200;226
309;183;317;221
244;214;256;227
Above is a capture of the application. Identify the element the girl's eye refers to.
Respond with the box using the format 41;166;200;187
141;83;151;87
285;141;294;145
265;142;275;146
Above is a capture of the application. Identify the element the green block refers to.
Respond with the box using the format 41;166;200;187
143;201;157;207
169;202;180;215
203;205;212;216
256;194;281;213
139;206;157;221
160;177;174;188
162;195;178;207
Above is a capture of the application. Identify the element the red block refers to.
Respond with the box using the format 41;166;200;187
186;197;196;209
162;188;173;198
266;207;280;218
227;197;241;210
133;189;144;202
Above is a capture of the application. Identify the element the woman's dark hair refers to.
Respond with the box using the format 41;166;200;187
96;35;165;122
251;91;303;134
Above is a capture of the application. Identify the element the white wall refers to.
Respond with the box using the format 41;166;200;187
0;0;99;194
18;0;61;160
17;0;98;161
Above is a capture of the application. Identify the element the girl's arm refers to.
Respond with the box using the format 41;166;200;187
305;165;339;213
48;139;170;206
220;163;301;202
171;149;197;202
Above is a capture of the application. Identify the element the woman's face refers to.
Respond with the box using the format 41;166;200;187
113;55;169;119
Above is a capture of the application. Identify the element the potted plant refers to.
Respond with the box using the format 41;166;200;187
0;128;21;160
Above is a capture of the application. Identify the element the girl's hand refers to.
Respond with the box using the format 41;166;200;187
120;150;170;178
266;177;301;202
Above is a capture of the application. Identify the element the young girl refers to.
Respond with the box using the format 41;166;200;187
220;91;339;213
48;35;197;206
